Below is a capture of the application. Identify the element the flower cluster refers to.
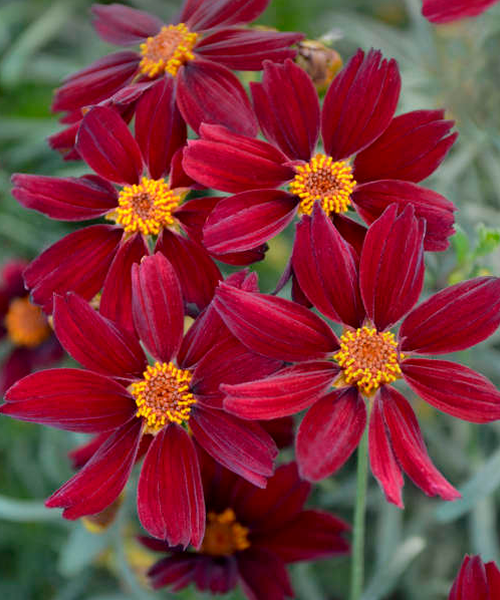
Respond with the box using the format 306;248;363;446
2;0;500;598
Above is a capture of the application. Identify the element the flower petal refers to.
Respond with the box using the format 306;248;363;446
359;204;425;330
297;387;366;481
190;407;277;488
76;106;143;185
179;0;269;30
402;358;500;423
422;0;498;23
193;556;238;594
399;277;500;354
321;48;401;160
380;385;460;501
0;348;32;395
11;174;118;221
250;59;319;160
214;283;339;362
53;292;146;379
135;78;187;180
352;179;456;251
196;29;302;71
292;205;364;327
45;417;142;518
353;110;457;183
91;3;162;45
2;368;135;432
138;424;205;546
203;190;298;253
449;555;491;600
148;555;198;591
177;60;257;136
223;361;338;420
237;548;293;600
24;225;122;314
183;123;294;193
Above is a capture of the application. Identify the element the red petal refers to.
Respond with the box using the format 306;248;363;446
359;204;425;330
196;29;302;71
148;555;198;591
402;358;500;423
237;548;293;600
292;206;364;327
91;4;162;45
353;110;457;183
214;283;339;362
380;386;460;501
155;229;222;316
176;60;257;136
332;213;367;257
223;361;338;420
321;49;401;160
138;424;205;546
2;368;135;432
0;348;32;395
179;0;270;30
135;78;187;180
76;106;143;185
260;416;295;450
193;556;238;594
297;387;366;481
369;392;404;507
54;293;146;379
449;555;492;600
68;433;109;469
352;179;456;252
11;174;118;221
183;123;293;193
190;407;277;487
175;196;221;244
24;225;122;314
131;253;184;363
422;0;498;23
486;561;500;596
203;190;298;253
399;277;500;354
251;59;319;161
46;417;142;518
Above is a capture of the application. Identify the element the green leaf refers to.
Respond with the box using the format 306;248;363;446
451;226;470;266
473;223;500;258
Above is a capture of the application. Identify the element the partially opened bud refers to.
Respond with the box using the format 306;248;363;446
295;40;342;93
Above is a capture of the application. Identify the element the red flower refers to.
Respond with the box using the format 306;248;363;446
0;254;281;545
0;260;63;393
422;0;499;23
213;204;500;506
183;50;457;267
140;457;349;599
449;555;500;599
12;101;247;326
49;0;303;156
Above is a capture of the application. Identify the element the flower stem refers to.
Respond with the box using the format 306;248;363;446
349;420;370;600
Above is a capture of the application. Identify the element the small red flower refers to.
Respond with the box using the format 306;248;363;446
183;50;457;268
0;255;281;546
141;456;349;599
213;204;500;506
49;0;303;156
0;260;63;393
422;0;499;23
449;555;500;599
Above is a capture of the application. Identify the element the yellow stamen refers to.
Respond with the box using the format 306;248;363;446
108;177;181;236
5;296;51;348
131;362;196;432
290;153;356;216
334;326;403;396
200;508;250;557
139;23;198;78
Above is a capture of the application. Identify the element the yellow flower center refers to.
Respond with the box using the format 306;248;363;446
200;509;250;557
130;362;196;432
109;177;181;236
4;296;51;348
139;23;198;78
290;153;356;216
334;327;403;395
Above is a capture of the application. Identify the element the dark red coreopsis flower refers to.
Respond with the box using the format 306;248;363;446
183;50;457;269
0;254;281;545
449;555;500;599
12;99;238;327
213;204;500;506
422;0;499;23
140;457;349;599
49;0;303;157
0;260;63;393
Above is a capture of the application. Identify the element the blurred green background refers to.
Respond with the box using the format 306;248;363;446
1;0;500;599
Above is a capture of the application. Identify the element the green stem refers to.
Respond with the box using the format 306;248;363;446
349;417;370;600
